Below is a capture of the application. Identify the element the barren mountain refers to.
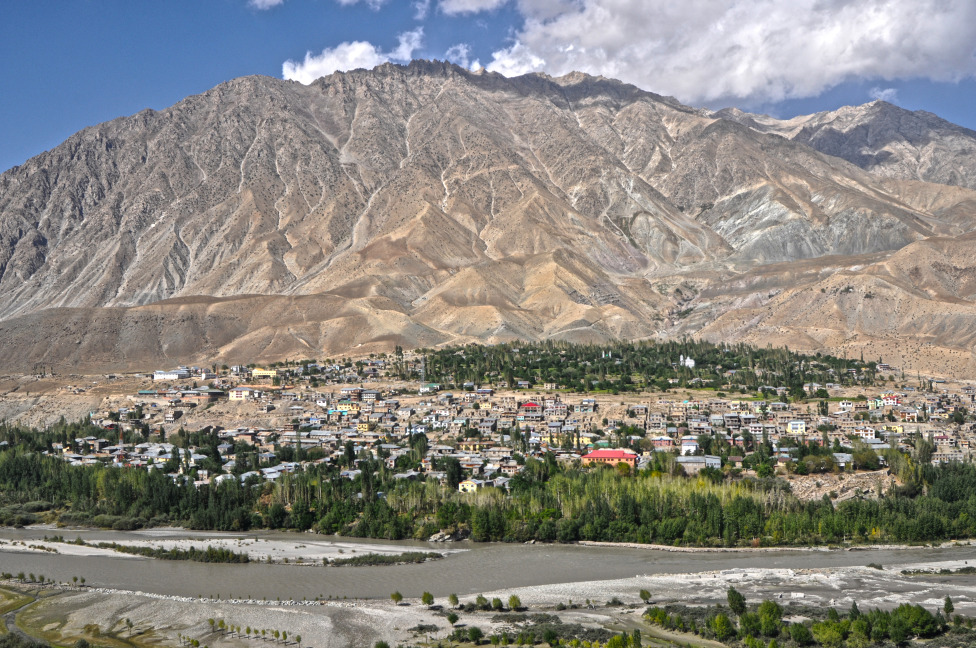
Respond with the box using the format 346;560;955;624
2;61;976;373
716;101;976;190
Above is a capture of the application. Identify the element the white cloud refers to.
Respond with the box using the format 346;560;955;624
484;0;976;105
445;43;472;68
440;0;509;15
413;0;432;19
869;87;899;103
336;0;388;8
249;0;284;8
282;28;424;84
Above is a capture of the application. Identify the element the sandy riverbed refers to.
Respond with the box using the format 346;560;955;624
6;553;976;648
3;527;463;564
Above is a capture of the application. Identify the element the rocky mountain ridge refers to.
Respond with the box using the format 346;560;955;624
2;60;976;374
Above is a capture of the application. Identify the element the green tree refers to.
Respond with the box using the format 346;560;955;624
945;596;954;615
447;612;459;627
638;589;651;604
789;623;813;646
758;600;783;637
448;593;459;608
390;591;403;605
422;591;434;607
508;594;522;611
711;614;735;641
468;627;484;644
727;586;746;616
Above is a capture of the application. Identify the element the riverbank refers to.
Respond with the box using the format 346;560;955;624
3;526;463;565
578;539;976;553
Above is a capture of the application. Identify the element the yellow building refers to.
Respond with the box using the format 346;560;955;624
458;479;485;493
251;368;279;379
336;400;361;413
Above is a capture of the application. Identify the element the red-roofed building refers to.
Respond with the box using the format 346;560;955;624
582;448;638;468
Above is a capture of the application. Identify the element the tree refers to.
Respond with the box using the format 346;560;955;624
447;612;459;627
390;591;403;605
422;591;434;607
508;594;522;611
789;623;813;646
849;600;860;619
448;593;459;608
295;636;301;648
944;596;954;615
638;589;651;604
468;627;484;644
758;600;783;637
711;614;735;641
444;457;464;489
727;586;746;616
374;642;390;648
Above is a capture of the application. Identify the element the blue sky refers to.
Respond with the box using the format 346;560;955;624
3;0;976;174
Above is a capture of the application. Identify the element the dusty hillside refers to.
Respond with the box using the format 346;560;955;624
2;61;976;372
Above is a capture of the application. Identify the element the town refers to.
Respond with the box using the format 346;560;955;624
46;345;975;497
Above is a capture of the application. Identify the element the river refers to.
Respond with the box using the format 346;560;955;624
2;527;975;603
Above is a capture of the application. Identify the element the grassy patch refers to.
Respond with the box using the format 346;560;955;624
0;587;33;615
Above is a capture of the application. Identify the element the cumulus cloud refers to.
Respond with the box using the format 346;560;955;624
249;0;284;8
484;0;976;105
440;0;509;15
283;28;424;84
445;43;472;68
869;87;899;103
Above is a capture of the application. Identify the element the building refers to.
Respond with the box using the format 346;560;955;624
676;455;721;475
458;479;485;493
229;387;260;401
581;448;638;468
154;369;190;381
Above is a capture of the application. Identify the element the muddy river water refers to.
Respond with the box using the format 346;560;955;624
3;527;976;610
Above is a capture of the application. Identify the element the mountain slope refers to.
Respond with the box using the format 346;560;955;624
3;61;976;372
715;101;976;190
